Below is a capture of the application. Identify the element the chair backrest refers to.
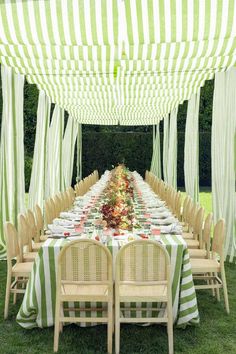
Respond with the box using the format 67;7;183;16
45;199;53;227
4;222;20;263
61;192;68;210
202;212;213;246
212;219;225;259
58;239;112;284
49;198;57;219
68;186;75;202
194;207;204;235
66;189;72;208
175;191;182;219
116;240;170;284
26;209;38;241
18;213;32;255
183;196;191;222
35;204;44;239
54;194;63;217
185;199;193;225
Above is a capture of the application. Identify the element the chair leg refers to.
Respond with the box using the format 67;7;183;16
4;271;12;319
53;297;61;352
210;273;215;297
107;299;113;354
221;268;230;314
167;302;174;354
13;277;18;304
214;272;220;301
115;302;120;354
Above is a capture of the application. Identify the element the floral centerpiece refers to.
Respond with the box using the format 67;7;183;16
100;164;135;230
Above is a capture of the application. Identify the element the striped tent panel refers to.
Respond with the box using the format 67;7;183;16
124;0;236;44
0;44;121;61
0;0;236;124
1;48;235;76
0;66;25;258
1;38;236;69
26;70;216;89
0;0;119;45
1;36;236;62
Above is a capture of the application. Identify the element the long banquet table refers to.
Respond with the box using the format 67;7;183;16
17;171;199;329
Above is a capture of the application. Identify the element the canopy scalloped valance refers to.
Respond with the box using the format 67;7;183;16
0;0;236;125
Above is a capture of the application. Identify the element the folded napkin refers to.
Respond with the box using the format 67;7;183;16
150;211;171;219
53;219;75;226
159;224;182;235
151;217;178;225
60;212;81;220
48;225;64;234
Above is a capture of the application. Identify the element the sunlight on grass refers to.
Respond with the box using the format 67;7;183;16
181;188;212;215
25;193;29;209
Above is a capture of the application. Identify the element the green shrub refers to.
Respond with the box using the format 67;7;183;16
80;131;211;187
24;155;33;192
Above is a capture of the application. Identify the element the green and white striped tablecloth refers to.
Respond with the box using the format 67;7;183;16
16;234;199;329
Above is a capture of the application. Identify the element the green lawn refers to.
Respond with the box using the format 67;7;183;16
1;191;235;354
181;187;212;215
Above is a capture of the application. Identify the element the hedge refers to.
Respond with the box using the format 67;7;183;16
24;131;211;192
79;131;211;187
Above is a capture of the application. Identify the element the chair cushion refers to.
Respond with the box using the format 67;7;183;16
23;252;38;262
185;239;199;249
32;242;43;251
60;284;109;302
190;258;220;273
119;284;168;302
12;262;33;276
189;249;207;259
182;232;194;240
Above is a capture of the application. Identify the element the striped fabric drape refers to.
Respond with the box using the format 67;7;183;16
163;115;169;183
167;108;178;189
62;116;78;189
212;68;236;261
28;91;51;210
163;110;178;188
0;1;235;125
0;66;25;258
184;91;200;203
150;124;162;179
77;124;82;181
45;105;65;198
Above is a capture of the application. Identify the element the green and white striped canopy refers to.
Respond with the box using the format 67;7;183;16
0;0;236;125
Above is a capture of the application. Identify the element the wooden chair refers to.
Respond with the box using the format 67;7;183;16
4;222;33;319
65;189;73;209
190;219;229;313
53;194;62;217
26;209;43;251
49;197;57;219
174;191;182;220
35;204;48;242
54;239;113;353
18;214;38;262
68;186;75;204
185;207;204;249
180;196;191;228
115;240;173;354
189;213;213;259
182;202;198;240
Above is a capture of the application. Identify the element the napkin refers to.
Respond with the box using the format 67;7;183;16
151;217;178;225
60;212;80;220
53;219;74;226
150;211;171;219
159;224;182;234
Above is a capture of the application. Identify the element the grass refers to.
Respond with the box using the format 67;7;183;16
1;191;235;354
181;187;212;215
